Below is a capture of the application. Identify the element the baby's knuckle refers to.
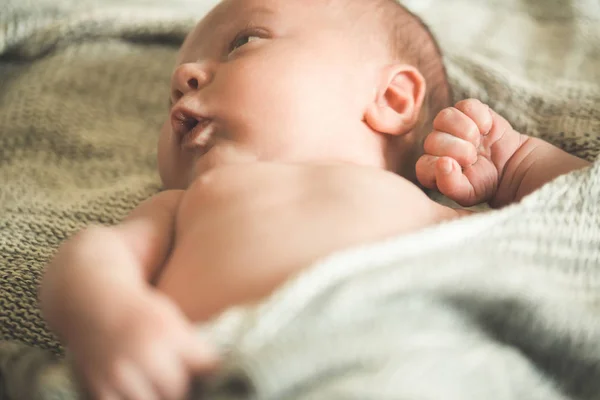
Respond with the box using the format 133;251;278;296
442;107;458;119
467;144;479;160
466;124;480;141
456;98;480;110
456;98;483;108
434;107;455;125
422;133;438;152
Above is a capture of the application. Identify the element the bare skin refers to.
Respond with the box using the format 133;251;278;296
416;99;590;208
39;0;591;398
41;162;460;400
156;161;457;322
40;99;589;400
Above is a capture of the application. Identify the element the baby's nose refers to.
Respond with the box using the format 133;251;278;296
171;62;212;103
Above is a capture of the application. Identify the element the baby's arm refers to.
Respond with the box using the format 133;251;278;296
493;135;590;207
41;191;179;340
40;190;217;400
416;99;591;208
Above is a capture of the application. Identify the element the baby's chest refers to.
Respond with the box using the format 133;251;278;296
174;165;310;236
159;164;441;318
174;165;434;262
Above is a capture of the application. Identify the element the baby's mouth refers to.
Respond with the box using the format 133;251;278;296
180;118;214;151
171;108;215;152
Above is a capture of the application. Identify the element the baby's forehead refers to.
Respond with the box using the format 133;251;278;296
178;0;350;60
195;0;299;31
177;0;394;66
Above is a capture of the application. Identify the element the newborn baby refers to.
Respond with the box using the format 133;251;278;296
39;0;591;399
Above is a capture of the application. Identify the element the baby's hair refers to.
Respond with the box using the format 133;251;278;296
380;0;452;122
355;0;452;131
331;0;452;177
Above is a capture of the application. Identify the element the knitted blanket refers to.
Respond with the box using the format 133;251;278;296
0;0;598;399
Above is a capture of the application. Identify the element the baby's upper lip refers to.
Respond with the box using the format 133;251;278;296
170;103;211;143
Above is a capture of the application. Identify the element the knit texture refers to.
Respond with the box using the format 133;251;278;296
0;0;598;399
197;159;600;400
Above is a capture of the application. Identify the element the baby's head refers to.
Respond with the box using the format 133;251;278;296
159;0;450;189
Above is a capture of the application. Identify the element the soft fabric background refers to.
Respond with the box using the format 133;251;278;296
0;0;598;356
1;0;209;353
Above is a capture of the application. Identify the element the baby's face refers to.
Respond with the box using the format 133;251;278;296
158;0;384;189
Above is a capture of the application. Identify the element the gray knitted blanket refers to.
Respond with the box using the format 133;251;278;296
1;0;599;399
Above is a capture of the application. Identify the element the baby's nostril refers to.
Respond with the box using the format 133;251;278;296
187;78;199;90
184;118;198;130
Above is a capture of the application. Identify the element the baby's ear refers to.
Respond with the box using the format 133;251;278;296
364;64;426;136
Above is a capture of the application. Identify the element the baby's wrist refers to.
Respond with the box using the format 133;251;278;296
63;278;150;337
490;135;589;208
489;134;533;208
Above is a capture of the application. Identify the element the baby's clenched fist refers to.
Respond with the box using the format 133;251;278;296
416;99;525;207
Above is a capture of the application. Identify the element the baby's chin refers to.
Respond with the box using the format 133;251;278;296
186;142;258;178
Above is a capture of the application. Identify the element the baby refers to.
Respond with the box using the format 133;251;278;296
39;0;591;399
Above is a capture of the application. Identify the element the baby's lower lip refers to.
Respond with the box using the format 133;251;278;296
181;119;214;151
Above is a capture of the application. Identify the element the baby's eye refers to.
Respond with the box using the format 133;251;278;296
229;33;261;54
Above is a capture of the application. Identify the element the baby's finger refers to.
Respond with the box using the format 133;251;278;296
415;154;439;189
435;157;478;207
142;347;189;400
454;99;493;137
433;107;481;146
181;334;220;374
424;131;478;168
111;360;158;400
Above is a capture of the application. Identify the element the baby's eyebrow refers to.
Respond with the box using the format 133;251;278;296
224;6;275;28
206;5;274;34
246;6;275;16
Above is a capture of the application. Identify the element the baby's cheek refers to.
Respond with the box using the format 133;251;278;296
157;124;178;188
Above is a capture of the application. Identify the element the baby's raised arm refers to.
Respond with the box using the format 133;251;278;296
416;99;591;208
493;135;590;206
40;190;181;343
40;190;217;400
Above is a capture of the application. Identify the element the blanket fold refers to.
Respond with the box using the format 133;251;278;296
190;160;600;400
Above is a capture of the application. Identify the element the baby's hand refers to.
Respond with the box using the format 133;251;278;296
416;99;524;207
68;290;218;400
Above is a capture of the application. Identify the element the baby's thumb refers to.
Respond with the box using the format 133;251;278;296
436;157;478;207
